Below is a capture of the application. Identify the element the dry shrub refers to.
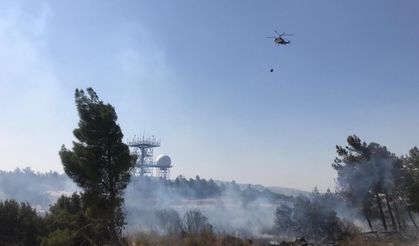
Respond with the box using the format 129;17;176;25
127;232;263;246
333;219;361;242
127;231;160;246
180;230;217;246
218;235;255;246
127;231;216;246
339;234;419;246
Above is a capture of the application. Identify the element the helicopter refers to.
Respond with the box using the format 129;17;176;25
267;30;293;45
267;30;293;72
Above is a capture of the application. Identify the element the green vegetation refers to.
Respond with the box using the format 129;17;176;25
1;88;418;245
0;200;45;245
404;147;419;213
59;88;136;245
274;189;359;242
273;135;419;242
41;193;92;245
333;135;418;232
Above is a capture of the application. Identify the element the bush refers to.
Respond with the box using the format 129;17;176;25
0;199;45;245
180;210;213;235
274;190;359;242
42;193;97;245
41;228;73;246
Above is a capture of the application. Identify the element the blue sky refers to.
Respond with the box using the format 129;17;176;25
0;0;418;191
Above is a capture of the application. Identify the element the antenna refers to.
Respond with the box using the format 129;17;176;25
127;134;172;179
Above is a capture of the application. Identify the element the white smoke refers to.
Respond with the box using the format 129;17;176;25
0;168;292;237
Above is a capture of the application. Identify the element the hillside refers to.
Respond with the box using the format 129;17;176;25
0;168;297;235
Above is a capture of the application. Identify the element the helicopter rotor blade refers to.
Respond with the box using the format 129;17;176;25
274;30;280;35
266;36;276;39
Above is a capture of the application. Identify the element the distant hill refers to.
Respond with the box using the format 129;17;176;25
215;180;310;197
0;168;298;207
0;168;304;235
266;186;310;197
215;180;311;197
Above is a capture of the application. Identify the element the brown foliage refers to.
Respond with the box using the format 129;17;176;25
127;232;260;246
339;233;419;246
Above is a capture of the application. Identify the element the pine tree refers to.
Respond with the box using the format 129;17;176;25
402;147;419;228
333;135;402;231
59;88;135;245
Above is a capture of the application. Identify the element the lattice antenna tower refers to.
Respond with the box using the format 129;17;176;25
128;134;161;176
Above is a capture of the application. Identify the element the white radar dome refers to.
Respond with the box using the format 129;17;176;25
156;154;171;167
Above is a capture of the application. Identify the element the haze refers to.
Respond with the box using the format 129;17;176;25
0;0;418;191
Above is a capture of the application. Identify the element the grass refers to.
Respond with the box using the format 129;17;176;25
126;230;419;246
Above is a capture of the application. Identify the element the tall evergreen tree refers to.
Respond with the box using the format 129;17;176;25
333;135;402;231
403;147;419;226
59;88;135;245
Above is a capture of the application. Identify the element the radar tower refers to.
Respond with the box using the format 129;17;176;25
127;135;172;179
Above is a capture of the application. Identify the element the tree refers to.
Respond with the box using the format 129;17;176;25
42;193;93;245
0;200;45;245
333;135;405;232
180;210;212;235
274;203;295;238
274;191;356;242
404;147;419;210
401;147;419;228
59;88;135;245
